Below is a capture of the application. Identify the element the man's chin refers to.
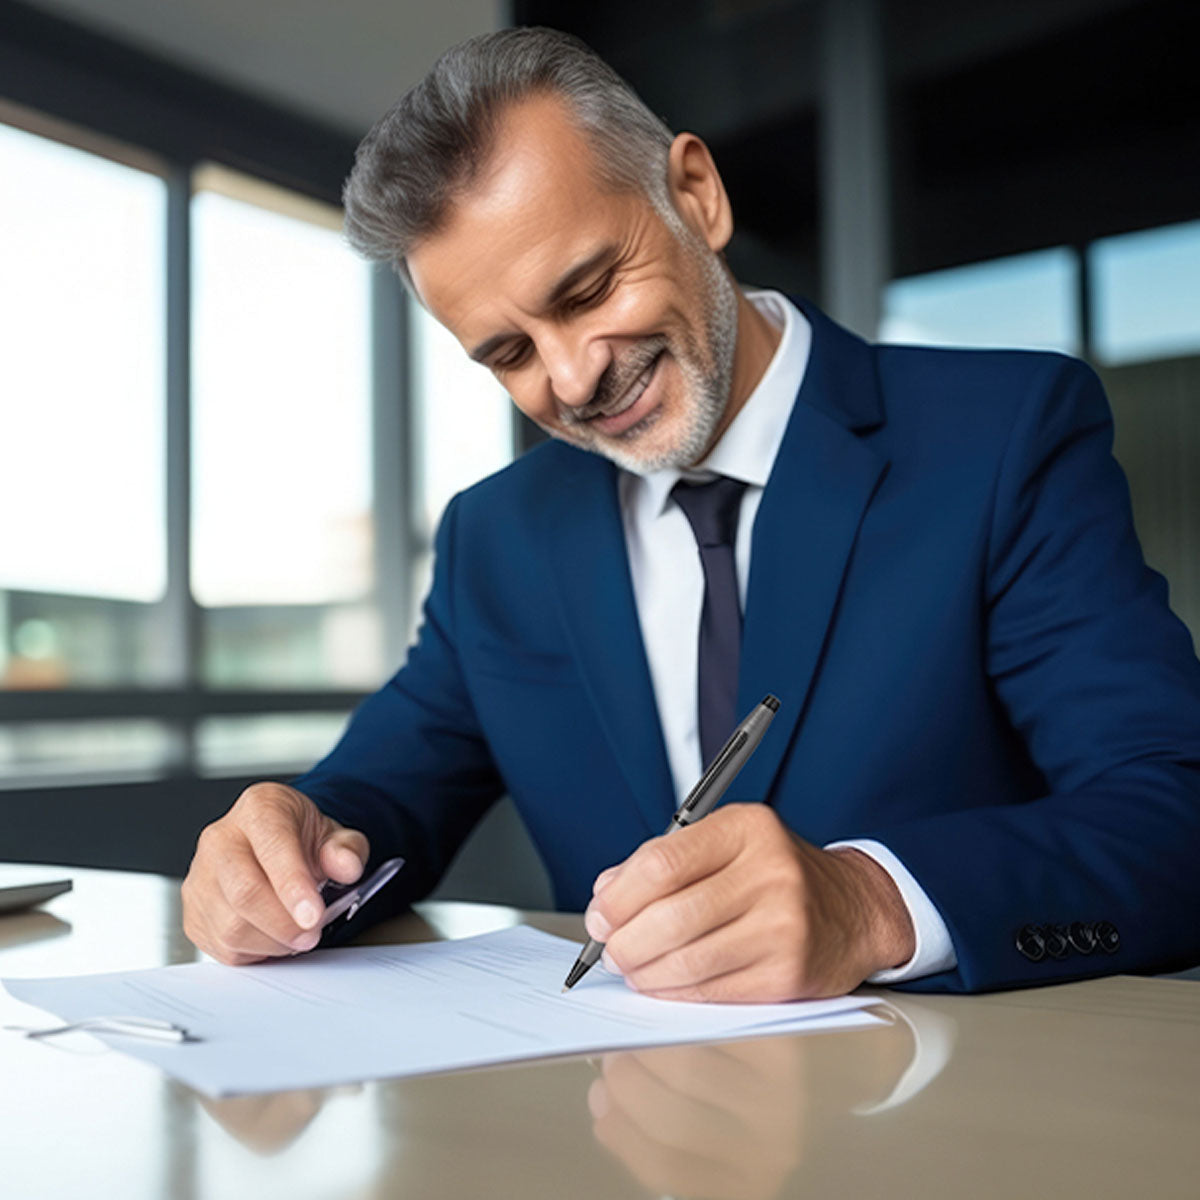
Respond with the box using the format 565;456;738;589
555;407;694;476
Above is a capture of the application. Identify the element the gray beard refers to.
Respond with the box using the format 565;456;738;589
542;237;741;477
614;249;739;476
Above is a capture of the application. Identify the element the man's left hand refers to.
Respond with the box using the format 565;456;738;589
584;804;916;1002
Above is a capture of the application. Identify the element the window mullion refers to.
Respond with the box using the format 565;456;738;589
372;268;414;669
163;166;201;772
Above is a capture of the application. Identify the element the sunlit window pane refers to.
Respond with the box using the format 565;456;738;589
0;123;166;600
191;169;373;607
880;248;1080;354
191;167;379;687
0;720;180;788
1091;220;1200;365
0;118;167;688
203;604;381;688
195;711;349;777
411;302;514;535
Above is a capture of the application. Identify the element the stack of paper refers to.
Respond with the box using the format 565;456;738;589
3;925;884;1096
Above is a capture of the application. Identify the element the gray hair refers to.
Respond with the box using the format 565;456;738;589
342;27;677;281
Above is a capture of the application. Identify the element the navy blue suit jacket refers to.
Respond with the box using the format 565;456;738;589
296;299;1200;992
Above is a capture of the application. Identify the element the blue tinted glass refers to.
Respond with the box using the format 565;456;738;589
880;248;1080;354
1091;220;1200;365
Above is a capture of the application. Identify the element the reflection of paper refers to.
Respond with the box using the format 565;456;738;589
3;925;883;1097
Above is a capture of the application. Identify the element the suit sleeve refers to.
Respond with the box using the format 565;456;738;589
291;493;505;924
870;357;1200;992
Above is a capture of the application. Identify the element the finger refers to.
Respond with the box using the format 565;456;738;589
604;857;752;976
184;888;302;965
182;840;307;962
317;825;369;884
617;905;756;992
640;948;825;1002
584;816;743;941
242;804;329;930
593;864;623;895
214;838;323;952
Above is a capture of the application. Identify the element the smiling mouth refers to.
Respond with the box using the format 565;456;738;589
586;351;663;423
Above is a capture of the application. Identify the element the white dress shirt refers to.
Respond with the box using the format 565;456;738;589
618;289;956;983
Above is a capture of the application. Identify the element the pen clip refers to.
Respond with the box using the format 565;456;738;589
681;730;748;811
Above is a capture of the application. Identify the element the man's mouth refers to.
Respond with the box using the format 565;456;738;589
590;352;662;422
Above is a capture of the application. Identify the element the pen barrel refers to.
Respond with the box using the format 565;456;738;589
671;698;778;830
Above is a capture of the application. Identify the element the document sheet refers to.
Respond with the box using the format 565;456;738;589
3;925;884;1096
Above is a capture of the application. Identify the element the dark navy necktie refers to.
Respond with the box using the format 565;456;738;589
671;476;748;767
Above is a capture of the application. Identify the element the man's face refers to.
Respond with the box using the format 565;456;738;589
406;97;741;475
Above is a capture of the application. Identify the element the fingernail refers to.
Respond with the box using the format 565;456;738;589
601;950;622;976
584;908;612;942
593;867;619;894
292;929;320;953
294;899;319;929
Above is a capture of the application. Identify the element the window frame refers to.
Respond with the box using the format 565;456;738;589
0;8;418;796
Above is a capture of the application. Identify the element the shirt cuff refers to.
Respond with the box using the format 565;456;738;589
825;838;958;983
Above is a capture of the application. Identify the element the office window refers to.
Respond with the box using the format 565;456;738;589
191;167;379;687
195;712;350;777
879;248;1080;355
412;303;515;533
1090;219;1200;365
0;118;168;688
409;302;514;613
0;720;180;788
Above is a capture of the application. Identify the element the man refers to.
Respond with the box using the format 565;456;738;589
182;28;1200;997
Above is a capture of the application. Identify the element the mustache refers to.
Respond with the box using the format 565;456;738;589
561;338;668;425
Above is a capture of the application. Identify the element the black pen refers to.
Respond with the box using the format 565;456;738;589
562;694;780;992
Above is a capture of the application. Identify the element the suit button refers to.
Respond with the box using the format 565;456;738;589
1015;924;1046;962
1043;924;1069;959
1094;920;1120;954
1068;922;1096;954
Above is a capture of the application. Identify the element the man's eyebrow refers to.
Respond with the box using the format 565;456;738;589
541;244;619;309
467;245;619;364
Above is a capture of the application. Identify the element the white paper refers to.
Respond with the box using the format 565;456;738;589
3;925;884;1096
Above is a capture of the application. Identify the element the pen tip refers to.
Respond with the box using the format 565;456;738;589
561;986;570;994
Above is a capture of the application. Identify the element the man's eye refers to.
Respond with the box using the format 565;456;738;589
494;341;531;371
567;274;613;311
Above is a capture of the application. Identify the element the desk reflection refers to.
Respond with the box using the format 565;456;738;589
587;1008;923;1200
197;1085;363;1154
0;910;72;951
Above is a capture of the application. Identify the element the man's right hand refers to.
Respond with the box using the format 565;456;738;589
181;782;369;965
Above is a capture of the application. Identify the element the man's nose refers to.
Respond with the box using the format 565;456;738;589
539;330;604;410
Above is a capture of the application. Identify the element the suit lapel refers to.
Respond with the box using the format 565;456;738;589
542;300;888;819
545;451;677;834
734;301;890;803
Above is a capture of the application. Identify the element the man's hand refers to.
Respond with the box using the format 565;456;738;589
181;782;369;965
584;804;915;1002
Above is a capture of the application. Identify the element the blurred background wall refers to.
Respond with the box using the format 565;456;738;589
0;0;1196;907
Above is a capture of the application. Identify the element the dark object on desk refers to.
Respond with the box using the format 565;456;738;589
0;879;72;915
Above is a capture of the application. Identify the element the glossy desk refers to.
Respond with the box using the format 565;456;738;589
1;865;1197;1199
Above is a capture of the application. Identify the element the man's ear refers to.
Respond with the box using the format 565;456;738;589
666;132;734;253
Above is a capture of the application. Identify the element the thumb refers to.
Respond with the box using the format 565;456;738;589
316;821;369;884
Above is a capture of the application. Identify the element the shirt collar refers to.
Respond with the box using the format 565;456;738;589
627;289;813;519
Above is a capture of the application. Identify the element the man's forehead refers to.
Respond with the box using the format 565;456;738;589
407;100;647;335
